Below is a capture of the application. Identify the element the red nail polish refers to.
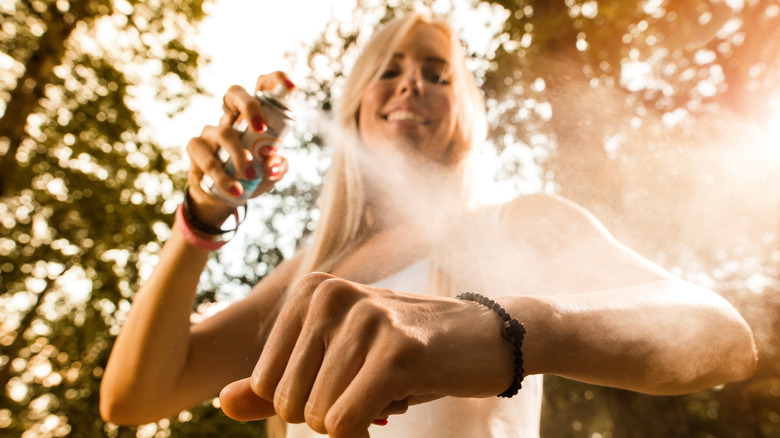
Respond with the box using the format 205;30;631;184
283;77;296;90
245;165;257;180
372;419;388;426
270;165;280;177
252;116;267;132
228;184;242;197
258;145;277;158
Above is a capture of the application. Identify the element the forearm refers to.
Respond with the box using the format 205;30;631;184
100;227;210;422
506;279;757;395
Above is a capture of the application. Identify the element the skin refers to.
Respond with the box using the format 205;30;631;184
100;23;758;438
357;24;461;162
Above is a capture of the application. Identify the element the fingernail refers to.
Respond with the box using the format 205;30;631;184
372;419;388;426
252;116;267;132
283;77;296;90
258;145;277;158
269;165;280;177
228;184;242;198
244;165;257;180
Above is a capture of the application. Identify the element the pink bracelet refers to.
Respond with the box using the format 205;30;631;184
175;204;229;251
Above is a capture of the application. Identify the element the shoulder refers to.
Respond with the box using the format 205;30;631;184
495;194;671;284
500;193;609;234
496;194;615;251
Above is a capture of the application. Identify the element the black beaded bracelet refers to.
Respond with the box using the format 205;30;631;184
456;292;526;398
182;186;242;236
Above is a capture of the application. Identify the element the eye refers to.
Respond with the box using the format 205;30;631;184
423;72;451;85
380;68;400;79
379;61;402;80
422;60;452;85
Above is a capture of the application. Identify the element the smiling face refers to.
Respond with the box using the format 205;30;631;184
357;23;463;164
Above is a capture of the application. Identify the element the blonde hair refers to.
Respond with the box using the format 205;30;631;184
269;14;489;436
290;9;487;286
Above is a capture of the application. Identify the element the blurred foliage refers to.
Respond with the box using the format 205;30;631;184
2;0;779;437
0;0;211;436
478;0;780;436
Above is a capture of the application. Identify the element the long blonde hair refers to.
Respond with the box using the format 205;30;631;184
289;9;488;287
269;13;490;437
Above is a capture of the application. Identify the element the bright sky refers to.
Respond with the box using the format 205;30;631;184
143;0;510;148
141;0;779;188
146;0;354;148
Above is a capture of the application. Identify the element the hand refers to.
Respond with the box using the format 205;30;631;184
185;71;294;225
220;273;515;437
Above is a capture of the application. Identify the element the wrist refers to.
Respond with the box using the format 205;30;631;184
187;185;241;227
175;186;247;251
175;204;227;251
456;293;526;398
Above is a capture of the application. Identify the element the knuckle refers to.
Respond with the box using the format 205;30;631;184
309;280;350;313
185;137;199;153
249;374;274;404
202;156;224;175
214;123;236;140
274;388;304;424
347;300;383;326
186;136;210;158
272;70;287;81
294;272;336;301
310;278;363;311
316;277;353;297
300;271;334;285
304;403;327;434
226;84;245;95
324;410;359;438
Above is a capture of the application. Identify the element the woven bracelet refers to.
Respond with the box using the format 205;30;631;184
456;292;526;398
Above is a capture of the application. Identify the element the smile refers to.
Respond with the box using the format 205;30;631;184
385;110;427;124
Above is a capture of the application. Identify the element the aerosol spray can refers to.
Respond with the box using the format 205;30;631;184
200;83;295;206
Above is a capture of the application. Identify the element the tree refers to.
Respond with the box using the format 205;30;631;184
4;0;778;436
0;0;210;435
478;0;780;435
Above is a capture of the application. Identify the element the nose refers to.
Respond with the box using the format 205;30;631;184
396;66;423;96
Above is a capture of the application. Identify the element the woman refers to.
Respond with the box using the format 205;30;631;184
100;10;757;438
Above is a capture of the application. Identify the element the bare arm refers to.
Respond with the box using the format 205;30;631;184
100;72;298;425
498;194;757;394
506;280;756;395
219;194;757;436
99;229;296;425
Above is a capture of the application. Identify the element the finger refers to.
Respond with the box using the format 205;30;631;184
219;95;240;127
185;169;240;226
250;273;337;403
223;84;267;133
304;312;377;433
251;154;289;197
370;399;411;427
219;378;277;421
377;399;410;417
199;123;261;183
186;135;244;199
265;154;288;181
272;327;325;424
324;353;401;438
256;71;296;93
